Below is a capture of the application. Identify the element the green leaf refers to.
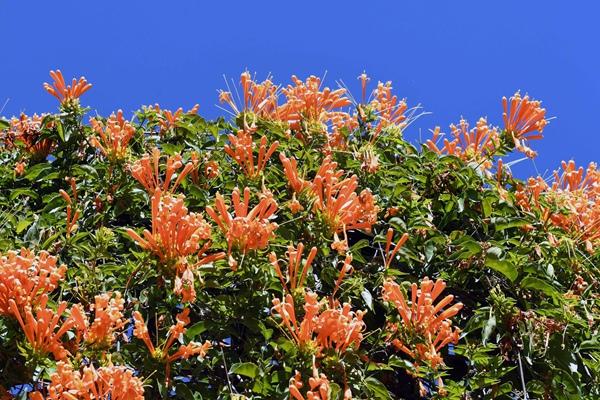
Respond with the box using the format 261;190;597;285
16;218;32;234
521;276;560;299
230;362;259;379
485;252;518;282
364;377;391;400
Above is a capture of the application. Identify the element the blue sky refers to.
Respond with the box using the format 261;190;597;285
1;1;599;178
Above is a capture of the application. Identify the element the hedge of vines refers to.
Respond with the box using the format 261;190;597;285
0;70;599;399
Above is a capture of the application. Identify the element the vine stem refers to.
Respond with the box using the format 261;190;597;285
517;351;529;400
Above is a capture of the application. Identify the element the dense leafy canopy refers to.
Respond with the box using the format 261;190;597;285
0;70;599;399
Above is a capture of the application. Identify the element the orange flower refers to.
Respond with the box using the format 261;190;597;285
289;368;332;400
206;187;278;268
153;103;199;132
133;308;211;384
9;113;55;160
126;190;212;265
502;91;547;158
271;292;365;356
89;110;136;161
0;249;66;316
205;160;219;180
130;148;194;195
219;71;280;118
269;243;317;294
369;80;408;136
31;361;144;400
382;277;462;370
357;72;370;103
14;161;26;176
384;228;409;269
426;118;500;170
59;179;79;239
70;292;125;348
43;70;92;105
278;75;356;149
280;154;378;235
224;128;279;178
9;295;77;360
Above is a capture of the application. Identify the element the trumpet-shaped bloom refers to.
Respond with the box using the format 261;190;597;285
130;148;194;195
502;91;548;158
126;190;212;265
280;154;378;235
269;243;317;294
8;113;55;160
43;70;92;105
382;277;462;369
70;292;125;348
206;187;278;267
9;296;77;360
516;161;600;251
152;103;199;132
224;129;279;178
0;249;66;316
384;228;409;269
271;292;365;356
426;118;500;170
219;71;280;118
289;368;332;400
89;110;136;161
133;308;211;384
30;362;144;400
370;80;408;134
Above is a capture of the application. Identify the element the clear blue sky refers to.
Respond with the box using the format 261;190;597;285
1;1;599;178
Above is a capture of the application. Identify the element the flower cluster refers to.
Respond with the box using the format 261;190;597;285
126;190;212;265
289;368;332;400
280;153;378;236
7;113;55;161
502;91;547;158
206;187;278;268
517;160;600;251
152;103;200;132
269;243;318;294
271;292;365;356
43;70;92;105
29;362;144;400
70;292;126;348
426;118;500;171
219;71;279;118
89;110;136;161
224;127;279;178
9;295;77;360
130;148;194;195
382;277;463;369
0;249;66;316
133;308;211;384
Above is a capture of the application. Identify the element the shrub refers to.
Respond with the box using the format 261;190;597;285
0;70;599;399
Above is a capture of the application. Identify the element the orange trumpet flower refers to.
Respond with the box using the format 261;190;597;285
0;249;66;316
130;148;194;195
59;184;79;239
206;187;278;268
426;118;500;170
133;308;211;385
271;292;365;356
8;113;55;160
126;190;212;266
289;368;332;400
43;69;92;105
269;243;318;294
280;154;378;235
89;110;136;161
70;292;125;348
224;129;279;178
30;361;145;400
219;71;280;118
9;296;77;360
153;103;200;132
382;277;462;370
502;91;548;158
384;228;410;269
